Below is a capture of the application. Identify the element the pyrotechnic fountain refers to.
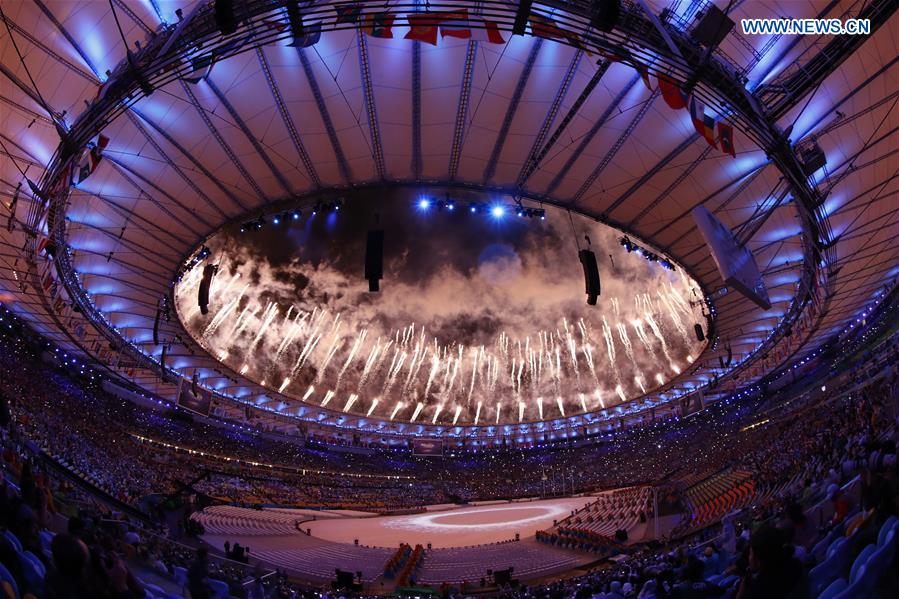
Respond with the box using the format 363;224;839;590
174;192;706;425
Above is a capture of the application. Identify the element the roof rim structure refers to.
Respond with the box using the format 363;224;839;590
8;0;896;439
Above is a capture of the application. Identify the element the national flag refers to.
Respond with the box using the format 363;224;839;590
597;48;630;63
529;14;584;49
289;21;322;47
635;63;653;91
93;80;111;104
405;11;459;45
182;33;252;85
363;12;395;38
77;162;91;184
183;54;214;83
88;134;109;171
41;271;53;292
6;183;18;232
441;10;506;44
262;18;288;33
334;3;363;24
658;74;688;110
717;121;736;157
74;133;110;184
690;97;717;149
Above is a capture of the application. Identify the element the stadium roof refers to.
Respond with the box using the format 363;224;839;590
1;0;896;437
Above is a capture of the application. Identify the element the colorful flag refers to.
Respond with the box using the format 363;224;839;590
183;54;214;83
88;134;109;171
405;11;459;45
658;74;688;110
262;18;289;32
636;64;653;91
718;121;736;157
690;98;717;149
363;12;395;38
5;183;18;232
75;134;109;184
529;14;570;41
289;21;322;47
334;3;363;24
441;10;506;44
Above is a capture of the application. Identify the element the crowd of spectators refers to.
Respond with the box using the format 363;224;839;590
1;313;898;597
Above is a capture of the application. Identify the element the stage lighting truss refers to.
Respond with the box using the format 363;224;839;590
619;236;675;271
416;198;545;220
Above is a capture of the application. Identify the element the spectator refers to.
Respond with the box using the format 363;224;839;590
735;526;802;599
187;547;212;599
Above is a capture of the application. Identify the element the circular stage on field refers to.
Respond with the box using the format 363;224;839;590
306;497;592;548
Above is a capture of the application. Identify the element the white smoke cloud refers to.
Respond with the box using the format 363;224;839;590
175;194;704;424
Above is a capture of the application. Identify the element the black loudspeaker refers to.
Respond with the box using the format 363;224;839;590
800;144;827;175
286;0;305;37
197;264;217;315
614;529;628;542
334;570;354;589
694;323;705;342
692;5;734;48
365;230;384;292
494;568;513;586
578;249;601;305
512;0;533;35
215;0;238;35
591;0;620;33
153;306;161;345
192;370;199;396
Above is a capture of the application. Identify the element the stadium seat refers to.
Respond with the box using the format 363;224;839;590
816;577;846;599
0;562;18;599
38;530;54;557
832;564;874;599
848;543;875;583
208;578;230;599
862;538;894;587
172;565;187;590
16;550;44;596
2;531;22;553
808;538;849;597
876;515;896;547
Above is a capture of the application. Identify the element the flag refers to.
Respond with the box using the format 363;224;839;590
658;74;688;110
690;98;717;149
441;10;506;44
334;3;362;24
529;14;586;50
636;63;653;91
405;11;458;45
363;12;395;38
6;183;18;232
88;134;109;171
41;271;53;292
76;134;109;183
77;162;91;184
183;54;214;83
289;21;321;47
262;18;288;32
718;121;736;157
